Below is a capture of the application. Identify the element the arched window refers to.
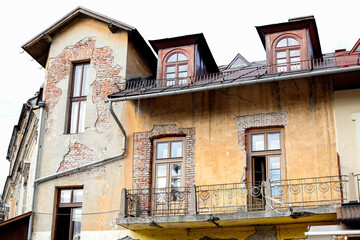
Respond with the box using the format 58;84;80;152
275;37;301;72
164;52;188;86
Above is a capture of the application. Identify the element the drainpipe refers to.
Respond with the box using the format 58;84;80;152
27;101;45;240
34;100;126;184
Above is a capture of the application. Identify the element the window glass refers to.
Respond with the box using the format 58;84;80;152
81;64;90;96
355;45;360;52
166;66;175;73
171;163;181;176
60;190;72;203
290;50;300;57
78;101;86;133
277;51;286;58
178;72;187;78
73;189;83;203
166;73;175;79
178;53;187;61
178;65;187;72
157;177;167;188
270;169;281;181
290;57;300;63
276;38;287;48
157;143;168;159
252;134;265;151
73;65;82;97
157;164;167;177
166;80;175;86
72;208;82;240
277;59;286;64
268;133;280;150
171;177;181;188
70;102;79;134
269;156;280;169
288;38;299;46
167;54;177;63
171;142;182;157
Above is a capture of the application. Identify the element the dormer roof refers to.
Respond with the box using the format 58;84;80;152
149;33;219;73
349;38;360;54
256;16;323;58
226;53;250;69
22;6;152;68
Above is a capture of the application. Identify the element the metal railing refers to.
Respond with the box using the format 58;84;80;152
125;186;191;217
122;175;350;217
121;54;360;93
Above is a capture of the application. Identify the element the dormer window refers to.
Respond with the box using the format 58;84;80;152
165;52;188;86
275;36;301;72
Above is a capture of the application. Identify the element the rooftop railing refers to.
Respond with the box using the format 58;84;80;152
120;54;360;94
121;175;351;218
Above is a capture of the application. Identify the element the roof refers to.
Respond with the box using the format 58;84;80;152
22;6;139;67
350;38;360;54
336;202;360;222
0;212;32;227
256;16;323;59
149;33;219;73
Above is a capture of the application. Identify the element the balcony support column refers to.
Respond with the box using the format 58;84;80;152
265;180;272;212
190;184;197;215
119;188;127;218
347;172;359;203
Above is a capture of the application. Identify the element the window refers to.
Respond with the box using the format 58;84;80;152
275;37;301;72
164;52;188;86
248;129;284;196
68;63;89;134
54;188;83;240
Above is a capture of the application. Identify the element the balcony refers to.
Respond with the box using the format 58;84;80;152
117;174;359;229
111;54;360;99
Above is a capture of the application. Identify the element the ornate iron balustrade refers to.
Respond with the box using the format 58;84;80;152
120;54;360;94
122;175;350;217
125;187;191;217
269;175;348;209
196;182;265;214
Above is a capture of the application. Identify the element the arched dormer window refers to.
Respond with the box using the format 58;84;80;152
275;36;301;72
164;52;188;86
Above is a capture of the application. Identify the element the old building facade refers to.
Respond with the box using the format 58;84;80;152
2;6;360;240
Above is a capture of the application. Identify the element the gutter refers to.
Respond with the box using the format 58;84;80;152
106;65;360;102
34;101;126;184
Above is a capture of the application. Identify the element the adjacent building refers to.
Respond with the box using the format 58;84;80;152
2;7;360;240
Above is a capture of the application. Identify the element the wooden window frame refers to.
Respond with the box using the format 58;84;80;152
152;138;185;190
67;62;89;134
247;128;285;185
54;188;83;240
164;52;189;86
274;36;301;72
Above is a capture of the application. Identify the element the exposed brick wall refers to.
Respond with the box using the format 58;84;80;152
57;141;105;178
133;124;196;190
234;112;288;155
45;37;123;133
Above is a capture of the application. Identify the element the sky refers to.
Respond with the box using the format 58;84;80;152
1;0;359;193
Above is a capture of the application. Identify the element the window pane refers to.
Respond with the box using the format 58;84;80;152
166;80;175;86
166;73;175;79
270;170;281;181
252;134;265;151
166;66;175;73
269;156;280;169
288;38;299;46
171;142;182;157
171;164;181;176
268;133;280;150
78;101;86;133
277;59;286;64
178;53;187;61
276;51;286;58
178;65;187;71
60;190;71;203
157;143;168;159
179;79;187;85
70;102;79;134
290;50;300;57
171;177;181;188
167;54;177;63
276;38;287;48
73;189;83;203
72;208;82;240
81;64;89;96
178;72;187;78
290;57;300;63
157;164;167;177
157;177;167;188
73;65;82;97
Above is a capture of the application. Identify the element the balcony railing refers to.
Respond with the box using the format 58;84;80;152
120;54;360;94
121;175;353;218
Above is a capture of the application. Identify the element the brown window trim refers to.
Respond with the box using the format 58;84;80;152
273;36;302;72
163;51;189;85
